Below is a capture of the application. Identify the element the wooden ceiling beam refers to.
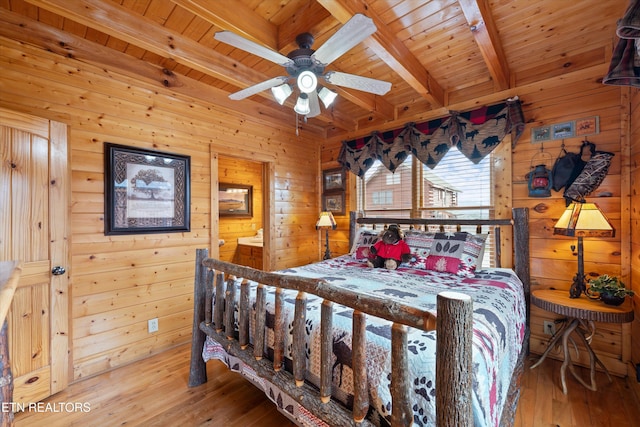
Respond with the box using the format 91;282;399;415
337;88;395;119
277;1;334;52
171;0;278;48
21;0;360;132
317;0;445;108
0;8;327;138
458;0;510;91
23;0;268;88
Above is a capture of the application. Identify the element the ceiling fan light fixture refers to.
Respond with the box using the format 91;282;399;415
294;93;310;115
297;70;317;93
317;86;338;108
271;83;293;105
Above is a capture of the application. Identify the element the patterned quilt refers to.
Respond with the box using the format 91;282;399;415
202;255;526;427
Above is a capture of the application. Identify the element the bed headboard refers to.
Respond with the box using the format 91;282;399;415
349;207;531;327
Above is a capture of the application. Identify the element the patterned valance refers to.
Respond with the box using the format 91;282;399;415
338;97;525;177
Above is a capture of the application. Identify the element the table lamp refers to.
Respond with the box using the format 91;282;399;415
316;211;337;260
553;201;615;298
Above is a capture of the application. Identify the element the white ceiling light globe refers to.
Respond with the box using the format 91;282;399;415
294;93;310;115
297;70;317;94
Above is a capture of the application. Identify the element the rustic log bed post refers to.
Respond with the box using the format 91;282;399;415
189;207;530;427
0;261;22;427
436;291;473;427
188;249;208;387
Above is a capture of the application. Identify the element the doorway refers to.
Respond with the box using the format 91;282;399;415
217;155;268;270
0;108;70;403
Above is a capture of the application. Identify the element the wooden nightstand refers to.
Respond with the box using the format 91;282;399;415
530;289;634;394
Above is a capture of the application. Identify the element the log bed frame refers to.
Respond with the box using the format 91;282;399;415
189;207;530;427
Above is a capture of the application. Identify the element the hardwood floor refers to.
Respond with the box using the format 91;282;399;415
14;343;640;427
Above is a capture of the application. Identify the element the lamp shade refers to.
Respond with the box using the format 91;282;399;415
271;83;292;105
294;93;310;115
553;202;615;238
317;86;338;108
316;211;337;229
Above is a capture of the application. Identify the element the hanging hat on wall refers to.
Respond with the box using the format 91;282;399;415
551;141;594;192
564;151;614;205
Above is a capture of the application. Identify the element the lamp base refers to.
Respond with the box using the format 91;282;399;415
569;272;586;298
323;229;331;260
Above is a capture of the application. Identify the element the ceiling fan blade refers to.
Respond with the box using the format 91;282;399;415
229;77;289;100
215;31;294;67
324;71;391;96
312;14;377;66
307;91;321;118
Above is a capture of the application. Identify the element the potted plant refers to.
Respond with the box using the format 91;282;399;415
587;274;634;306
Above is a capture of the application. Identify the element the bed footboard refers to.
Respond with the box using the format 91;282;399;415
188;249;475;427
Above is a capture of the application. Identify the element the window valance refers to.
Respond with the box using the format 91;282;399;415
338;96;525;177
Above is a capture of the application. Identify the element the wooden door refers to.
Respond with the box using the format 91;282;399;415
0;108;69;403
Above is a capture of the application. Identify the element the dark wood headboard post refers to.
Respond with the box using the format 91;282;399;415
349;211;359;250
512;207;531;341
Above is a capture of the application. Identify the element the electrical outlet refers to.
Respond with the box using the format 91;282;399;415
543;320;556;336
148;318;159;333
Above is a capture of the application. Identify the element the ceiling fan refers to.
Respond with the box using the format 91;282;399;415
214;14;392;118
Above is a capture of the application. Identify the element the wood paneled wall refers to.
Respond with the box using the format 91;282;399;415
518;78;631;376
322;65;636;376
0;35;320;380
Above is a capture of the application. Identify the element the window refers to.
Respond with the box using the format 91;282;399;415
386;174;400;185
358;147;499;266
359;157;413;218
372;190;393;205
419;146;492;219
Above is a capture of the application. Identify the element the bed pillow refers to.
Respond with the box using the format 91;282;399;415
351;229;379;260
404;230;436;269
424;232;487;277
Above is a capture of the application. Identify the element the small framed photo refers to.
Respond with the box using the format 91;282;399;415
575;116;599;137
104;143;191;235
322;192;345;216
531;126;551;143
552;121;575;139
219;184;253;217
323;168;346;192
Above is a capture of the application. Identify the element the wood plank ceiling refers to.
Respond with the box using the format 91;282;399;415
0;0;625;140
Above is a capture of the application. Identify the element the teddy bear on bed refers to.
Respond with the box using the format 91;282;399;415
367;224;412;270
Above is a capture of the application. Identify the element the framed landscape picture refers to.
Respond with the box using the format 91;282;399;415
104;143;190;235
322;192;345;216
323;168;346;192
219;184;253;217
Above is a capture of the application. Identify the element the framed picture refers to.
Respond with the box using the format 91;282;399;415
322;192;345;216
575;116;599;137
531;126;551;143
552;121;575;140
323;168;346;192
104;143;190;235
219;183;253;217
